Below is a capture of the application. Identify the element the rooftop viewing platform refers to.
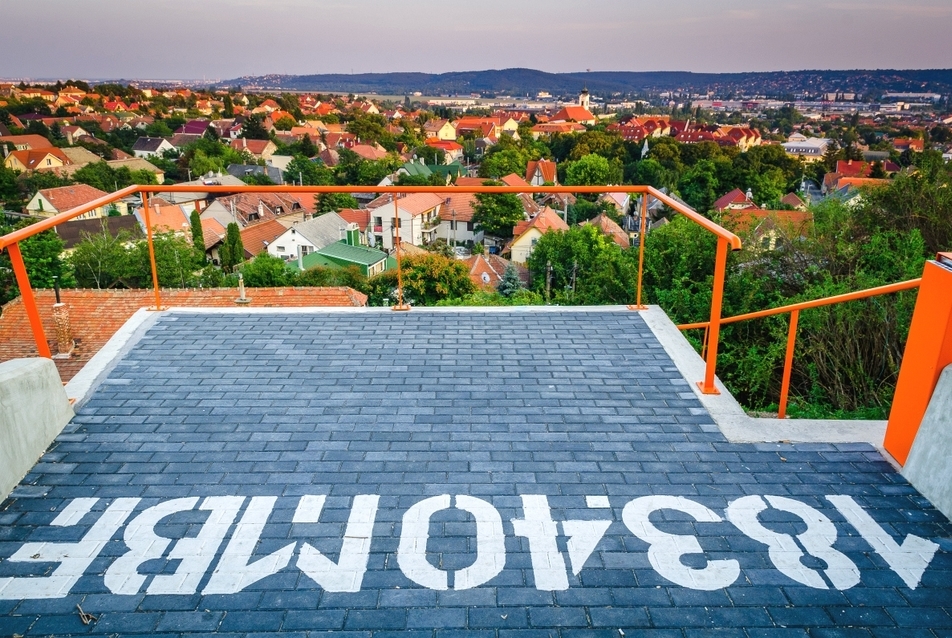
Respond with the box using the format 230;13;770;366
1;183;950;636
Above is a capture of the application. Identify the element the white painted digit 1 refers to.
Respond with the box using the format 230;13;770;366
622;496;740;591
827;494;939;590
726;495;860;590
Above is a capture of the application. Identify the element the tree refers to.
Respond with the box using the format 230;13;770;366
126;233;200;288
273;115;296;131
472;189;525;239
241;114;269;140
220;223;245;273
367;253;475;306
68;228;132;289
284;155;334;186
315;192;359;215
189;210;206;264
496;263;525;298
478;148;528;179
565;154;620;186
18;227;74;289
239;252;296;287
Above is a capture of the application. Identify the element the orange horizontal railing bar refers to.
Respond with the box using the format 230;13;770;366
0;183;740;395
677;278;922;331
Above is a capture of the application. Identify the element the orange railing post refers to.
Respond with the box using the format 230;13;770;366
777;309;800;419
391;193;409;311
141;192;163;311
634;192;648;310
700;237;729;394
6;242;52;359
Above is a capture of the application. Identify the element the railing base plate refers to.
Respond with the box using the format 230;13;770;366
697;381;721;396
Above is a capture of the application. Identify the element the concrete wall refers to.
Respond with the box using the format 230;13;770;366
0;358;74;501
903;363;952;520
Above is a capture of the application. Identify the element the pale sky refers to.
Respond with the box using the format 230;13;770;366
4;0;951;81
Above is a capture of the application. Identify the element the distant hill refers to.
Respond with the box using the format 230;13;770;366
217;68;952;97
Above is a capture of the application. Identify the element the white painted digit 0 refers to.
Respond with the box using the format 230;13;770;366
622;495;740;591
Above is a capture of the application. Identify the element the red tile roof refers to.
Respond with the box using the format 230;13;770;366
525;159;557;184
6;148;72;171
581;212;629;248
513;206;568;238
463;254;526;288
200;217;226;249
338;208;371;230
37;184;109;212
0;134;54;150
0;288;368;381
724;209;813;237
441;192;477;223
552;106;595;123
239;219;287;257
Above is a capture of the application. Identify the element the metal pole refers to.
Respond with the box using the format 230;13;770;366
777;309;800;419
7;242;52;358
700;237;729;394
142;193;163;310
634;193;648;310
392;194;409;311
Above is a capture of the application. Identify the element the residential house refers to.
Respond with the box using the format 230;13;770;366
60;126;91;145
530;122;586;139
26;184;123;220
424;139;463;164
366;192;444;250
294;224;389;277
423;119;456;141
176;120;211;136
135;202;192;235
507;207;569;264
437;191;482;246
107;158;165;184
239;219;288;259
166;133;204;151
0;134;54;152
154;174;246;210
713;188;759;212
349;144;389;161
201;191;304;228
266;212;352;261
229;138;277;161
525;159;557;186
4;148;72;172
892;138;924;153
781;136;830;162
779;192;807;210
599;192;631;216
226;164;284;184
201;217;227;264
550;105;596;126
55;215;143;251
132;137;175;159
581;212;630;248
463;254;527;289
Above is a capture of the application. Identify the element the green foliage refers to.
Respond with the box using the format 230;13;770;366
72;161;157;193
437;288;544;306
315;192;359;215
220;223;244;273
284;155;334;186
18;227;75;289
564;153;621;186
189;210;206;264
496;263;525;297
472;188;524;238
367;253;475;306
241;114;270;140
478;148;528;179
239;252;296;287
527;225;638;305
297;265;369;292
68;228;134;289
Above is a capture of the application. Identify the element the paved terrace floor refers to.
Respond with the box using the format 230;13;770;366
1;308;950;637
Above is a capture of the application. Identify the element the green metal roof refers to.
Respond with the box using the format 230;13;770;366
400;162;433;177
316;240;389;267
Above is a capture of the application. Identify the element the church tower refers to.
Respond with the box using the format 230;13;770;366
579;88;590;111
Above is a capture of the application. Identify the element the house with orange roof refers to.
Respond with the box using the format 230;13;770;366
349;144;390;161
436;191;481;245
530;122;586;139
200;218;227;263
26;184;123;220
892;138;924;153
713;188;759;212
4;148;72;173
229;138;277;161
424;139;464;164
239;219;288;259
366;192;444;249
580;212;630;248
135;202;193;235
0;134;54;152
525;159;557;186
507;207;569;264
463;254;527;289
550;106;596;126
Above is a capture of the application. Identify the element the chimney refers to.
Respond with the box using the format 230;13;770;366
51;295;74;359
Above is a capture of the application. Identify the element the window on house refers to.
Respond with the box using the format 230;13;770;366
467;222;474;231
301;246;312;255
450;221;456;230
276;246;285;252
373;216;382;227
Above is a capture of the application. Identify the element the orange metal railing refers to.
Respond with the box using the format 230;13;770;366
677;278;922;418
0;183;741;391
